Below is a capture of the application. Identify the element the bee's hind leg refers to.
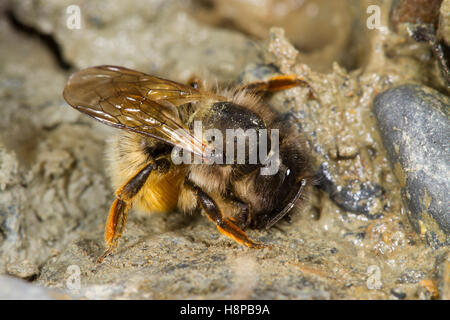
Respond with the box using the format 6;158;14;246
97;198;131;263
184;179;264;249
97;161;156;263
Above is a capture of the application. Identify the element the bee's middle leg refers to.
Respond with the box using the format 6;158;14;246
184;179;264;249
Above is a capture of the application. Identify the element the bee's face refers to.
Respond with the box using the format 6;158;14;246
251;137;310;229
196;102;312;231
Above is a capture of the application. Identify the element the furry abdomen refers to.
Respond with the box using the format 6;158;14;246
106;132;186;214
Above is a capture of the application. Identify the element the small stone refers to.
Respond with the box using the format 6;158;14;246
439;2;450;44
390;0;442;31
318;163;384;218
390;288;407;299
6;260;39;280
374;85;450;247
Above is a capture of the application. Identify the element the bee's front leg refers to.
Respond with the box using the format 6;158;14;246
185;179;264;249
97;198;131;263
240;74;317;99
97;161;156;263
224;189;251;230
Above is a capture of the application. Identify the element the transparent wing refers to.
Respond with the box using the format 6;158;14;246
63;65;220;156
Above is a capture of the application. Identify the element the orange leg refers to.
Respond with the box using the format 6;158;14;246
97;162;155;263
240;74;318;100
185;179;264;249
97;198;131;263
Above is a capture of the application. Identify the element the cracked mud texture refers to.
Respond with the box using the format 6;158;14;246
0;0;449;299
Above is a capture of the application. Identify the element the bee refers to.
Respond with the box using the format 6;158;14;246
63;65;314;262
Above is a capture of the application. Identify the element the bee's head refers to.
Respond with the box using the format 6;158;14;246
250;130;312;229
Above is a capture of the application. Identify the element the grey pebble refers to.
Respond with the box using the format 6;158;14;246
317;163;384;218
374;84;450;247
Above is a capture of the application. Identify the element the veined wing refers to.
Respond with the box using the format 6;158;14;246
63;65;220;157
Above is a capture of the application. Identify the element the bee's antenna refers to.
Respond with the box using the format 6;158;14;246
265;179;307;229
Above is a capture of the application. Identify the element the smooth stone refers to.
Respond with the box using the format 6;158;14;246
374;84;450;247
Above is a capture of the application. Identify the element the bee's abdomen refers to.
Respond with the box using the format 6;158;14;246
134;167;186;213
106;131;186;214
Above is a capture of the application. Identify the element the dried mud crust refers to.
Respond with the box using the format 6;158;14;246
0;0;448;299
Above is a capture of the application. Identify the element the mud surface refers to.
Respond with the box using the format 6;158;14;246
0;0;448;299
